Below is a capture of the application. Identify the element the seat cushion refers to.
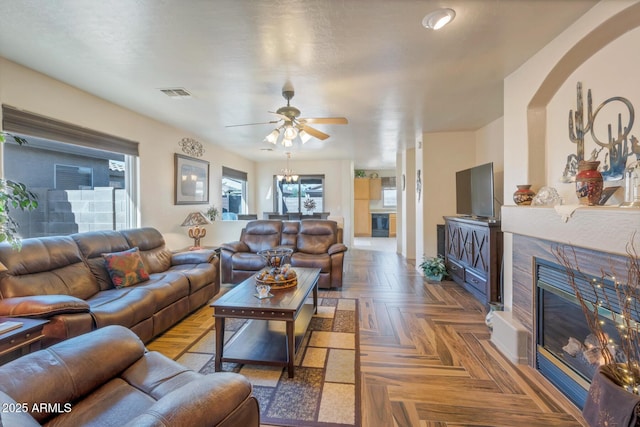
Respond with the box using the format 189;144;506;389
87;288;157;328
290;252;331;273
168;263;217;294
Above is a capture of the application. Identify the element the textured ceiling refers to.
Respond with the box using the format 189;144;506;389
0;0;598;169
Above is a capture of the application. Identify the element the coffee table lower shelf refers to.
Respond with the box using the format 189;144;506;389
217;303;314;371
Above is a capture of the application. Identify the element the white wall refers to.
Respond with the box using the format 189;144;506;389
476;117;505;216
0;57;256;249
420;131;476;261
402;148;416;260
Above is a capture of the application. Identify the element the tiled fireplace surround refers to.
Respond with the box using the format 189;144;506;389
496;206;639;405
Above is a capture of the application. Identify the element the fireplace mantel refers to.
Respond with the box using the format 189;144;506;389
502;205;639;255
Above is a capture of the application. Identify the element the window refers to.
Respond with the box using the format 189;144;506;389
2;105;139;237
382;176;397;208
222;166;248;217
273;175;325;214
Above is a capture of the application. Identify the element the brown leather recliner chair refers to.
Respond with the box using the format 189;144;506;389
0;325;259;427
220;219;347;289
291;220;346;289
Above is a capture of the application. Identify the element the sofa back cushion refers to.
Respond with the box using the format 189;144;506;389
242;220;283;253
72;230;131;291
120;228;173;274
296;220;338;255
0;236;100;300
281;221;300;248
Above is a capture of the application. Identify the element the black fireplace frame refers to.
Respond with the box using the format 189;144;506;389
534;257;622;409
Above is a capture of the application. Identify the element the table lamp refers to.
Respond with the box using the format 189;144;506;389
181;212;211;250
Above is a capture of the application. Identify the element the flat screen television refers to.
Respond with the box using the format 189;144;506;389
455;162;495;219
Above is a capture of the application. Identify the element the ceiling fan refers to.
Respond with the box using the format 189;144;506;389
226;83;348;147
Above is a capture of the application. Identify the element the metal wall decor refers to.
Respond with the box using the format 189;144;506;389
565;82;640;182
179;137;205;157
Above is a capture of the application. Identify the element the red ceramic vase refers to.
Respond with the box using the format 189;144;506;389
575;160;603;206
513;184;535;206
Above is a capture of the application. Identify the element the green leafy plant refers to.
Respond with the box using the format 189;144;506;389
205;205;219;221
420;255;447;279
0;132;39;248
355;170;366;178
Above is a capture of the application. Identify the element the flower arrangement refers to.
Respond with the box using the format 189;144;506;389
553;237;640;394
420;255;447;281
303;198;316;212
205;205;219;221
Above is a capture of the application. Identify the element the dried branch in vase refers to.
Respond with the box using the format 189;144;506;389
553;235;640;394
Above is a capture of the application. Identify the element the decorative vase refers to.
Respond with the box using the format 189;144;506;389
575;160;603;206
485;302;504;331
513;185;536;206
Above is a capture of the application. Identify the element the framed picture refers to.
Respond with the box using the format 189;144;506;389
174;153;209;205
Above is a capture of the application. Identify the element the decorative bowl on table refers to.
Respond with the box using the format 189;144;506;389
256;248;297;290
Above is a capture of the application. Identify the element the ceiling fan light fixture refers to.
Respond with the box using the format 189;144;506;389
265;129;280;144
283;125;298;140
299;130;312;144
282;137;293;148
422;8;456;30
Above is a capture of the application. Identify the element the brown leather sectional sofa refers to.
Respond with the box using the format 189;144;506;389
0;325;259;426
220;219;347;289
0;227;220;346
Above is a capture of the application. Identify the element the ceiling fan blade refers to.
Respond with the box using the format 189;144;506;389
299;117;348;125
225;120;279;128
268;111;293;122
302;124;330;140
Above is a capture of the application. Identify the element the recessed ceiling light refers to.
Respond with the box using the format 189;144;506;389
422;8;456;30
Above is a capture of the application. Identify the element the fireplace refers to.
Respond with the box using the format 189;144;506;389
535;258;626;408
500;206;637;409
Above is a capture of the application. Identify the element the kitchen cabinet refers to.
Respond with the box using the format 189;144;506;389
354;178;370;200
354;200;371;236
369;178;381;200
354;178;371;236
444;216;502;305
389;213;396;237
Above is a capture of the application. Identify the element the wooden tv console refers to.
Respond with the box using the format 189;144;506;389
443;216;502;305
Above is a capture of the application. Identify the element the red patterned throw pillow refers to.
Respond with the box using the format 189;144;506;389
102;247;150;289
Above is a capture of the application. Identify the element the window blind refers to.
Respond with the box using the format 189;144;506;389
222;166;248;181
2;105;139;156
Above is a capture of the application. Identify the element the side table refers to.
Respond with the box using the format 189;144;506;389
0;317;48;365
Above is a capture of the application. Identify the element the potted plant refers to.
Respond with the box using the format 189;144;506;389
0;132;39;248
420;255;447;282
205;205;219;221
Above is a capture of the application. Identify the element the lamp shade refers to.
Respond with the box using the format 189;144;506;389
181;211;211;227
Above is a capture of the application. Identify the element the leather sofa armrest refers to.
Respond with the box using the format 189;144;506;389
0;295;90;318
220;241;250;253
124;373;258;427
171;248;218;265
328;243;348;255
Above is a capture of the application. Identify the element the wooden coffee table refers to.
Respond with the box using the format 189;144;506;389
211;267;320;378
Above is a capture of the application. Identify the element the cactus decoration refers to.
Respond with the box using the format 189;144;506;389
565;82;640;182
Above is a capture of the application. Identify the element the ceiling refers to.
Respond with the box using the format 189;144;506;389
0;0;598;169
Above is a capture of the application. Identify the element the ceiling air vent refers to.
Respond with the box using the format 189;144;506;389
159;88;192;98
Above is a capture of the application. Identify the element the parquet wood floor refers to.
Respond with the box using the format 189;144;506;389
149;247;587;427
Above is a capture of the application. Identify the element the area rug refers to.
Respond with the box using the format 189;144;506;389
179;297;360;427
